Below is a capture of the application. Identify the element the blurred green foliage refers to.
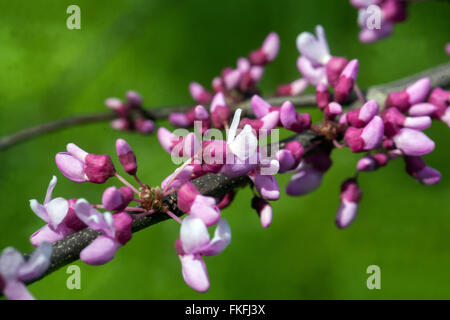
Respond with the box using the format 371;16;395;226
0;0;449;299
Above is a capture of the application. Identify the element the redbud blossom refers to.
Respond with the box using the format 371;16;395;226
335;179;362;229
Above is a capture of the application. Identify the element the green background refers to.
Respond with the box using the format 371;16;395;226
0;0;449;299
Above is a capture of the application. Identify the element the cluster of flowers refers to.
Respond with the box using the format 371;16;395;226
2;23;448;299
105;90;155;134
351;0;408;43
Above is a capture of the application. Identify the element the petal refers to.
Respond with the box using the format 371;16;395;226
29;199;49;223
18;242;52;282
80;235;121;266
286;167;323;196
276;149;295;173
408;103;437;116
361;116;384;150
66;143;88;162
252;173;280;201
161;165;194;190
228;125;258;160
190;195;221;227
44;176;58;204
261;32;280;61
335;200;358;229
251;95;271;118
296;56;327;86
157;127;177;154
227;108;242;144
180;216;210;254
55;152;87;183
393;128;435;156
74;199;115;238
30;225;65;247
44;197;69;229
169;112;192;127
403;116;432;130
201;218;231;256
2;280;34;300
179;254;209;293
0;247;24;280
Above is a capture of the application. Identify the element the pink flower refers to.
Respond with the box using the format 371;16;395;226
116;138;137;175
55;143;116;184
335;179;362;229
30;176;85;246
385;78;431;112
279;101;311;133
276;79;308;97
296;25;331;66
189;82;212;104
428;87;450;127
344;116;384;152
0;242;52;300
392;128;435;156
334;59;359;103
248;32;280;65
316;82;331;110
357;153;389;172
344;100;379;128
276;140;304;173
210;92;232;129
74;199;132;265
102;186;133;211
177;182;220;226
175;217;231;292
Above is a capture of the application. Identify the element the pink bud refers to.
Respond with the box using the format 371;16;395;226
177;182;200;213
210;92;232;129
393;128;435;156
135;118;155;134
251;196;273;228
326;56;348;87
116;138;137;175
113;212;133;245
346;100;379;128
280;101;311;133
357;153;389;172
102;186;132;211
316;82;330;110
334;59;359;103
189;82;212;104
84;154;116;184
324;102;343;119
345;116;384;152
110;118;130;131
335;179;362;229
381;0;408;23
126;90;143;108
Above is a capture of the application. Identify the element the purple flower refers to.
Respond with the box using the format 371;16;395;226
177;182;221;226
30;176;85;246
276;140;304;173
383;107;431;131
286;151;332;196
55;143;116;184
404;156;441;185
335;179;362;229
297;56;327;86
0;242;52;300
175;217;231;292
74;199;132;265
134;118;155;134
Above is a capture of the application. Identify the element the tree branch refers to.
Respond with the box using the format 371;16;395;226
3;61;449;291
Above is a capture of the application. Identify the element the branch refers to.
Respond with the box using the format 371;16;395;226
7;61;450;289
0;95;318;151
